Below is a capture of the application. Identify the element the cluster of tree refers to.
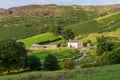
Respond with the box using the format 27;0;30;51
43;54;59;71
96;36;115;56
51;26;75;41
0;39;27;75
0;40;55;74
96;36;120;65
0;40;75;75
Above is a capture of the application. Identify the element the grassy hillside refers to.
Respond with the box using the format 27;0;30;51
0;64;120;80
0;16;79;40
1;4;120;40
65;64;120;80
81;28;120;42
18;32;60;46
0;6;98;40
65;12;120;35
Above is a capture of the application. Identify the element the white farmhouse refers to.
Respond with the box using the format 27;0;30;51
68;40;83;49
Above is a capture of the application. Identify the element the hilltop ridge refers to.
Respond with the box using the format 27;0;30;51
0;4;120;17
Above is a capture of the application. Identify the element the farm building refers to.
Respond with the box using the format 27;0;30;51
68;40;83;49
28;44;46;50
28;44;58;50
47;44;57;49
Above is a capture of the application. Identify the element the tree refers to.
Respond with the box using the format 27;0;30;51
104;48;120;65
96;36;107;55
51;26;63;36
27;56;41;70
0;39;27;75
96;36;114;56
43;54;59;71
61;29;75;41
60;59;74;70
87;40;91;43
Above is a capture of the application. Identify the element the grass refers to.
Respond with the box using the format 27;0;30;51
18;32;60;46
0;64;120;80
80;28;120;42
65;12;120;35
1;5;120;40
0;16;79;40
28;48;81;60
0;6;102;40
65;64;120;80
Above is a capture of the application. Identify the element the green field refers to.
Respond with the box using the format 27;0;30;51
18;32;60;46
0;64;120;80
28;48;81;60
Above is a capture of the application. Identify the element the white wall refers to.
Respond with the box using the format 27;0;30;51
68;43;78;49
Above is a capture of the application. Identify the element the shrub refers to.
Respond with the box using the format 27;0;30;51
60;59;75;70
98;48;120;66
103;48;120;65
43;54;59;71
27;56;41;70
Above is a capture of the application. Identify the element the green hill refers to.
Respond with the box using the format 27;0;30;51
0;16;75;40
65;12;120;35
1;4;120;40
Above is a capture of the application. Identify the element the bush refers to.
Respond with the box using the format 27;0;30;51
103;48;120;65
98;48;120;66
43;54;59;71
60;59;74;70
27;56;41;70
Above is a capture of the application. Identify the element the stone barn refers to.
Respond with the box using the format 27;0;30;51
28;44;46;50
28;44;58;50
47;44;57;49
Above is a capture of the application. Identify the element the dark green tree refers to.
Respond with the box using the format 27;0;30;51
96;36;114;56
43;54;59;71
27;56;41;70
87;40;91;43
102;48;120;65
107;48;120;64
0;39;27;75
61;29;75;41
51;26;63;36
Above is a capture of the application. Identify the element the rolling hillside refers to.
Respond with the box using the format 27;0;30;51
65;12;120;35
1;4;120;40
